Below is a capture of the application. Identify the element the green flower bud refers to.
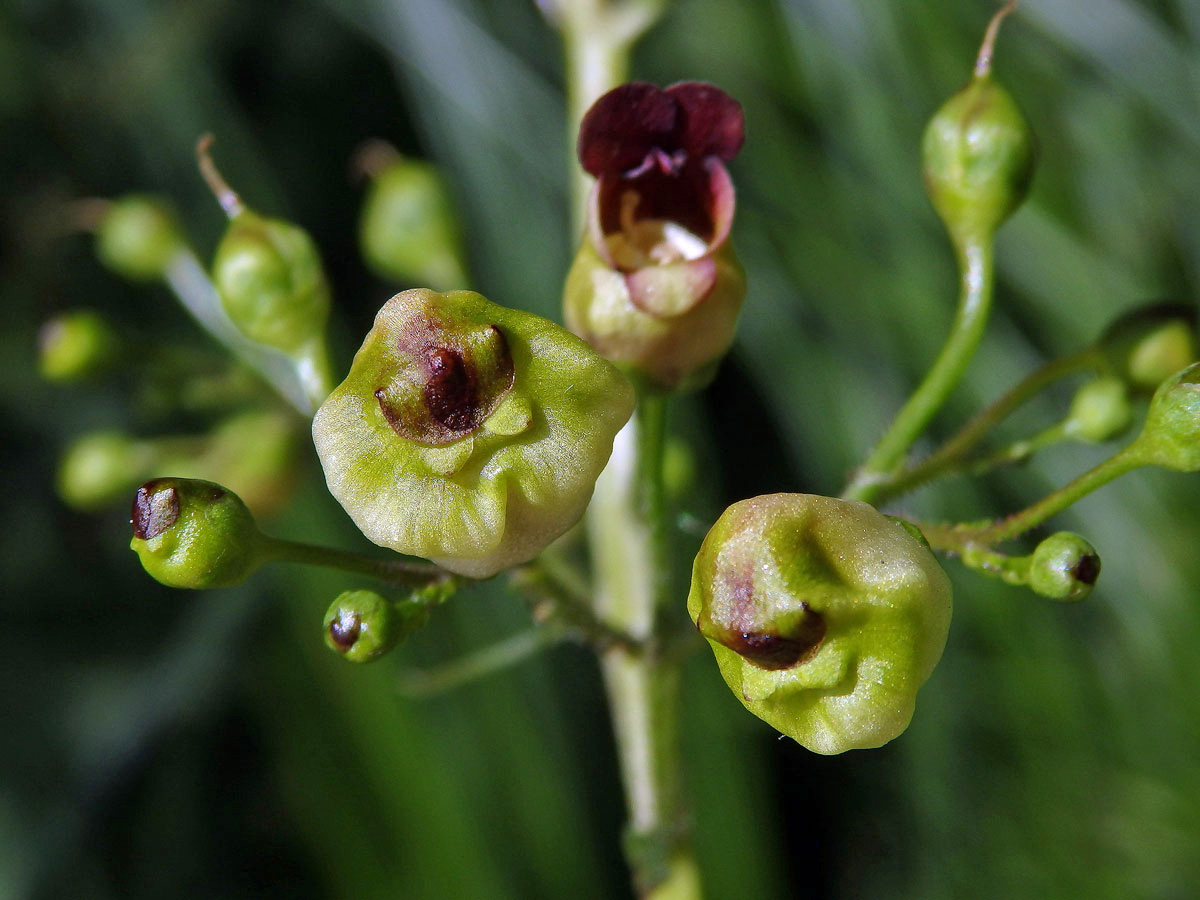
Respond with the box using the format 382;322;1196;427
1097;302;1198;394
1133;363;1200;472
357;143;468;290
130;478;264;589
1063;376;1132;443
58;431;154;510
688;494;952;754
38;309;118;382
313;288;634;578
95;194;184;282
1027;532;1100;602
922;9;1034;242
198;136;330;354
324;590;430;663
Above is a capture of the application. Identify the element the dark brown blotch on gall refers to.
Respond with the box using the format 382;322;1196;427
329;613;361;651
424;347;477;432
132;482;180;540
1072;554;1101;586
728;608;827;671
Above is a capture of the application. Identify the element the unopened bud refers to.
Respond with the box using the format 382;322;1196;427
1133;363;1200;472
95;194;184;282
324;590;430;663
1097;302;1198;394
1028;532;1100;601
38;310;118;382
1063;377;1132;443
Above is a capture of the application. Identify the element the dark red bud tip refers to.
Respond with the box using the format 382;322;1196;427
727;609;827;671
131;481;180;540
665;81;745;162
329;611;362;651
1072;554;1101;586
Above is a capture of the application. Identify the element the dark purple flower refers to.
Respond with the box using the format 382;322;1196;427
576;82;744;295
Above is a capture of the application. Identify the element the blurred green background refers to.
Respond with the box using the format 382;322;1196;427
3;0;1200;897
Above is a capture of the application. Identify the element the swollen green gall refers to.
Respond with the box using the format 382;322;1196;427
1028;532;1100;602
130;478;264;589
357;142;468;290
688;494;953;754
1097;302;1198;394
95;194;184;282
1063;377;1132;443
1133;363;1200;472
313;288;635;578
324;590;429;663
198;136;331;355
38;309;117;382
922;6;1034;242
564;82;747;392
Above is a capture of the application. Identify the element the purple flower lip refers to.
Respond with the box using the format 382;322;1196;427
577;81;744;278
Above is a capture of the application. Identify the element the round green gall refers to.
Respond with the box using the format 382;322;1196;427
38;309;117;382
1097;302;1198;394
688;494;953;754
324;590;428;663
313;288;635;578
358;149;468;290
95;194;183;282
1064;376;1132;443
1134;363;1200;472
1027;532;1100;602
130;478;264;589
922;74;1035;242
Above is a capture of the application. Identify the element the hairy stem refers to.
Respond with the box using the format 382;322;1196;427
845;234;995;502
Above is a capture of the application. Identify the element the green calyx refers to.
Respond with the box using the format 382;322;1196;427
95;194;184;282
212;210;331;354
358;148;468;290
313;288;635;578
323;589;431;663
38;309;118;382
1028;532;1100;602
1097;302;1198;394
563;236;745;392
130;478;265;589
1132;363;1200;472
922;72;1035;243
688;494;953;754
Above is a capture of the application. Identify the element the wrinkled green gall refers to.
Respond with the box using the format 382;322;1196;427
313;288;635;578
357;142;468;290
564;82;747;392
1133;363;1200;472
130;478;264;588
1028;532;1100;602
96;194;184;282
922;20;1035;243
688;493;953;754
1097;301;1198;394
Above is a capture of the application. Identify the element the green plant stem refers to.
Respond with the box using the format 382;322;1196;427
396;627;560;698
845;234;995;502
867;347;1104;503
259;535;450;588
917;446;1145;553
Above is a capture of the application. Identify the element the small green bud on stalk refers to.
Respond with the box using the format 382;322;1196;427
95;194;184;282
313;288;634;578
130;478;265;589
356;141;468;290
324;590;430;663
38;309;118;382
58;432;155;510
1097;302;1198;394
1027;532;1100;602
688;494;952;754
1132;363;1200;472
197;136;331;355
922;3;1035;243
1063;376;1132;443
